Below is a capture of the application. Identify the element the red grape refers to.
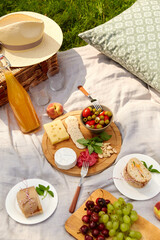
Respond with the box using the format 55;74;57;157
85;235;93;240
91;212;99;222
86;200;95;209
98;223;105;231
96;198;106;207
105;199;110;205
82;215;90;223
93;205;101;213
96;198;101;205
96;235;105;240
87;209;93;216
101;229;109;237
91;229;100;237
89;221;97;229
101;207;107;213
80;225;89;235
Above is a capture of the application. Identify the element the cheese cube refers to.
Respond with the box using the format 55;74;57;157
43;120;69;145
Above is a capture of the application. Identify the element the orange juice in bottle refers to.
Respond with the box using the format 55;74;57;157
0;55;40;133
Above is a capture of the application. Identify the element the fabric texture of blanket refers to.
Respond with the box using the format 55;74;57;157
0;45;160;239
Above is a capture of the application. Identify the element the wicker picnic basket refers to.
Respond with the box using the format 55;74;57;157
0;53;59;107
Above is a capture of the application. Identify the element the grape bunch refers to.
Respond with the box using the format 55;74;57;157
79;197;142;240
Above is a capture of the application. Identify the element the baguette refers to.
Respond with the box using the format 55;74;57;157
17;186;43;218
123;158;152;188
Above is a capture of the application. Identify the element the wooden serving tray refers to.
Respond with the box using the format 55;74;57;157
65;189;160;240
42;110;121;177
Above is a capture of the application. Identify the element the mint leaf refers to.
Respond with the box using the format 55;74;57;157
88;145;94;154
150;169;160;173
141;161;148;169
93;145;102;154
94;142;103;146
99;132;112;141
38;184;47;191
148;165;153;170
142;161;160;174
36;187;44;196
36;184;54;199
77;138;89;145
91;137;103;142
48;190;54;197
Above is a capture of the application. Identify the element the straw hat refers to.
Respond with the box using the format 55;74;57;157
0;11;63;67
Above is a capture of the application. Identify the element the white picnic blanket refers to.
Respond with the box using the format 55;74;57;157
0;45;160;240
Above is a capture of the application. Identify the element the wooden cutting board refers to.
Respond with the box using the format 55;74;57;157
42;110;121;176
65;189;160;240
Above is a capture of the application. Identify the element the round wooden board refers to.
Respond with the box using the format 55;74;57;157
42;110;122;177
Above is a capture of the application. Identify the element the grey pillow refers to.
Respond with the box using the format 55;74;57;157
79;0;160;92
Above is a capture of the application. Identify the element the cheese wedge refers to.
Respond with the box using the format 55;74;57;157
43;120;69;145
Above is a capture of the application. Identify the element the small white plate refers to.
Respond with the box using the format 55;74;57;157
113;154;160;200
5;179;58;224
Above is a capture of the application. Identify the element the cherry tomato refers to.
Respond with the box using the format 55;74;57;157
104;115;109;121
86;120;95;126
82;108;91;118
99;111;105;116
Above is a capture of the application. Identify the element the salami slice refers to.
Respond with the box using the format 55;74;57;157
77;149;98;167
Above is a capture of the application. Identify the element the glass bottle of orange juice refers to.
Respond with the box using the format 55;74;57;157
0;55;40;133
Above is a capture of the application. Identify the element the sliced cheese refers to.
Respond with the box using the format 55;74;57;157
65;116;85;149
54;147;77;170
43;120;69;145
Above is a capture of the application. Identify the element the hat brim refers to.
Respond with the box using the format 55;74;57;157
0;11;63;67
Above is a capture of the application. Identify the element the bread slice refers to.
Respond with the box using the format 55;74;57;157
123;158;152;188
17;186;43;218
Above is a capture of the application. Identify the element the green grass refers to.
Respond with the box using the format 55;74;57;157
0;0;136;51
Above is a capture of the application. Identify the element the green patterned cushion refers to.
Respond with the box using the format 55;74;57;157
79;0;160;92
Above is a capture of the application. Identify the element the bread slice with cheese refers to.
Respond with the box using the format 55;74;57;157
123;158;152;188
17;186;43;218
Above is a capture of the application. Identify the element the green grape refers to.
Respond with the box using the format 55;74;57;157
120;223;129;232
129;230;137;238
106;221;113;230
111;214;119;221
130;211;138;222
134;231;142;240
99;211;105;217
102;214;109;223
116;232;124;240
131;210;137;215
125;237;132;240
113;201;122;209
122;206;130;215
112;221;119;230
99;216;104;223
126;203;133;211
123;215;131;224
118;197;126;205
107;203;114;212
119;215;124;223
116;209;123;216
113;237;118;240
109;229;116;237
